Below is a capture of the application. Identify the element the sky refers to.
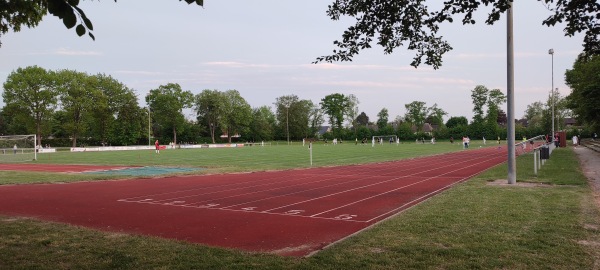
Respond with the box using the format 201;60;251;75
0;1;585;123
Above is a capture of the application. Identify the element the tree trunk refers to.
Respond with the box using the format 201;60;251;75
173;127;177;145
210;123;216;144
36;112;42;147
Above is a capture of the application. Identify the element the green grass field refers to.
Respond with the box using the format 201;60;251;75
1;140;480;185
1;143;599;269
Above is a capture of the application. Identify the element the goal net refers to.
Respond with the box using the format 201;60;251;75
372;135;398;146
0;135;37;162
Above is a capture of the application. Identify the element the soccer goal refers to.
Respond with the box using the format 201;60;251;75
372;135;398;146
0;134;37;162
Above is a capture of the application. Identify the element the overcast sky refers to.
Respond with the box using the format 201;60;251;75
0;1;584;123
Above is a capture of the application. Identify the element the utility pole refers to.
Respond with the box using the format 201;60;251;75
549;49;555;140
506;2;516;184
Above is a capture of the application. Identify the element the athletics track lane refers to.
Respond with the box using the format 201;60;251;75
0;147;513;256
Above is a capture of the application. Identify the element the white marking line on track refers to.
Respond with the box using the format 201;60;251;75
309;154;503;219
122;152;467;207
118;173;332;202
259;152;503;216
117;148;506;222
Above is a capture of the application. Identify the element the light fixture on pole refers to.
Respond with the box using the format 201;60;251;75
548;49;554;141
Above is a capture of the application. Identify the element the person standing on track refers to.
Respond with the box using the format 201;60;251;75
155;139;160;154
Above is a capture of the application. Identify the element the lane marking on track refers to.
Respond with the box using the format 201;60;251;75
117;151;506;223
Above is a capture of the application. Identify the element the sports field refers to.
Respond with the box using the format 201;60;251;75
1;141;599;268
0;140;490;184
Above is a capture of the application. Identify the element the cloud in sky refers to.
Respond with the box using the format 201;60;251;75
0;0;585;122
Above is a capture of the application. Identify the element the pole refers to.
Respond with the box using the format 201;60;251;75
506;2;516;184
285;105;290;145
148;107;151;146
533;149;541;176
549;49;555;140
309;142;313;166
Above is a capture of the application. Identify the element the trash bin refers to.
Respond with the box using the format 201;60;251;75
540;147;550;160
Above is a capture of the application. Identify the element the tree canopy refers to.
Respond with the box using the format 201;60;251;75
315;0;600;68
565;53;600;131
0;0;204;47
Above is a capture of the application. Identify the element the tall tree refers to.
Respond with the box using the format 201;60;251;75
565;53;600;130
274;95;313;141
221;90;252;143
485;88;507;136
355;112;369;126
89;74;139;145
315;1;600;68
194;89;225;144
274;95;297;143
471;85;489;124
525;101;546;129
2;66;58;146
308;103;325;139
248;106;276;142
376;108;389;130
55;69;96;147
146;83;193;145
427;103;447;127
345;94;360;136
320;93;350;137
445;116;468;129
404;101;428;132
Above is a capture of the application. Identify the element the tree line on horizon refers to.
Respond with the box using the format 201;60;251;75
0;62;596;148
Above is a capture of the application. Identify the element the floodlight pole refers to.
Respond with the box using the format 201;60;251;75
506;2;516;184
286;105;290;145
549;49;555;140
148;107;151;146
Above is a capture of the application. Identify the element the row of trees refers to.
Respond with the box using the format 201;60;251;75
1;62;594;147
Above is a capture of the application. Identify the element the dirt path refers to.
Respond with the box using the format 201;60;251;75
574;146;600;208
575;146;600;270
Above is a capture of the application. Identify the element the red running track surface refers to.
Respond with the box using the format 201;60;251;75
0;147;512;256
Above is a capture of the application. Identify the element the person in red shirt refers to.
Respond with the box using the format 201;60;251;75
155;140;160;154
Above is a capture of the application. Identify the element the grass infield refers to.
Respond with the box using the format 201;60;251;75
1;143;599;269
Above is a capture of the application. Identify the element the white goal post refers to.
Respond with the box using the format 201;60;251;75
0;134;37;162
371;135;399;146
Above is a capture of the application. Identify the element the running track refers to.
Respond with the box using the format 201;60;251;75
0;147;516;256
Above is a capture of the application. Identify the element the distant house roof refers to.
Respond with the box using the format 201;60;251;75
422;123;434;132
516;119;528;127
410;123;437;133
564;118;577;126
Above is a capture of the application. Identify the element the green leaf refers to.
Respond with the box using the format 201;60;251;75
72;5;94;30
82;16;93;30
63;9;77;29
88;32;95;41
76;24;86;37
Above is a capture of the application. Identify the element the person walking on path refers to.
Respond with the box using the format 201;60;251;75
155;140;160;154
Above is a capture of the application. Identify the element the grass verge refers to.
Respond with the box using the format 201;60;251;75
1;147;599;269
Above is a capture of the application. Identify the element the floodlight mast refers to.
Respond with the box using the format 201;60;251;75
506;3;516;184
549;49;555;142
